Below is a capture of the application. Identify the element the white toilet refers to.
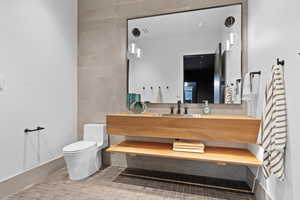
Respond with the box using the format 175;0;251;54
63;124;108;180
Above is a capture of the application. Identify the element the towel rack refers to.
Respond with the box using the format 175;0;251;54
250;71;261;78
24;126;45;165
249;71;261;92
24;126;45;133
235;79;242;95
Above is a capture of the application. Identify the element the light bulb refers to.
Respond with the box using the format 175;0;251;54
136;48;141;58
229;32;235;45
226;40;230;51
130;43;136;54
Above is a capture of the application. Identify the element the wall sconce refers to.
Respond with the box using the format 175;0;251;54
128;43;142;59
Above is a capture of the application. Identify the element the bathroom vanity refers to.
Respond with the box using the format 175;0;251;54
106;3;262;193
106;113;262;167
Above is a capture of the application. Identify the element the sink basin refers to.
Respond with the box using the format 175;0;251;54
159;113;201;118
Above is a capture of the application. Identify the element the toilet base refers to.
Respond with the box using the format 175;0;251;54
64;148;102;180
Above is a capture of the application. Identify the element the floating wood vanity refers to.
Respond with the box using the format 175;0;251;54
107;113;260;144
106;113;262;167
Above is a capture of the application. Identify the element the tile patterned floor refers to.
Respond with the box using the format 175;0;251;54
4;167;255;200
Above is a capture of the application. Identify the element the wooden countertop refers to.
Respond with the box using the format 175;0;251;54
108;113;260;120
106;113;261;144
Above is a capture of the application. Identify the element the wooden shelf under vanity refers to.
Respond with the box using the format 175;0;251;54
106;113;262;167
107;140;262;167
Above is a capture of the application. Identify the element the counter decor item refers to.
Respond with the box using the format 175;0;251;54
203;100;211;115
130;101;147;114
127;93;141;110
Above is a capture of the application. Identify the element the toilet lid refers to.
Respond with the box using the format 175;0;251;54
63;141;96;153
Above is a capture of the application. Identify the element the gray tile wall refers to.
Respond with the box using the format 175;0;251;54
78;0;248;181
246;168;271;200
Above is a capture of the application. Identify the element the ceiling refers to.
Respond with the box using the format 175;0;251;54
128;5;241;41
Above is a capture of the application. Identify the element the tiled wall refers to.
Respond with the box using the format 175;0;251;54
78;0;248;181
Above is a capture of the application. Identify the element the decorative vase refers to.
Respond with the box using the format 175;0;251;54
127;93;141;110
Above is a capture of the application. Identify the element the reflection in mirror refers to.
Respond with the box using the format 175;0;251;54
128;5;242;104
183;54;216;103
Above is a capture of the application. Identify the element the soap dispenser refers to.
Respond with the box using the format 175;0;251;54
203;100;211;115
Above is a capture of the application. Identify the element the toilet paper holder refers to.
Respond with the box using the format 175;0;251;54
24;126;45;133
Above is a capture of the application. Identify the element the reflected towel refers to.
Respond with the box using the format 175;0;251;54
234;80;242;103
242;72;261;116
242;72;251;101
156;87;163;103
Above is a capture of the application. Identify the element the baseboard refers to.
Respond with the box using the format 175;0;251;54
0;156;65;199
246;168;272;200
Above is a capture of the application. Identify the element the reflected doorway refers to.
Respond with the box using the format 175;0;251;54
183;54;215;103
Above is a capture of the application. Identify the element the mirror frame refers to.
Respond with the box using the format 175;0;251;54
126;3;246;105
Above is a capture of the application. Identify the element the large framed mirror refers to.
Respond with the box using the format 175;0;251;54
127;4;243;105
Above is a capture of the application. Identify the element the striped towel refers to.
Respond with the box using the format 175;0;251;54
257;64;287;181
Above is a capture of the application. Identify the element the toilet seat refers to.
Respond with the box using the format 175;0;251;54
63;124;107;180
63;141;96;154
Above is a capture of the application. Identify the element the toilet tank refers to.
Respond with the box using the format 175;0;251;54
83;124;107;146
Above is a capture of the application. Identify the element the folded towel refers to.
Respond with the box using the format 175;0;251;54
173;148;204;153
173;146;205;150
173;140;205;153
173;141;205;148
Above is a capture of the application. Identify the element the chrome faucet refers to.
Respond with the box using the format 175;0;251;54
177;100;181;114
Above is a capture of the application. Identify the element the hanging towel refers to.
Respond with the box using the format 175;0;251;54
242;72;261;116
156;87;163;103
234;80;242;103
257;64;287;181
242;72;251;101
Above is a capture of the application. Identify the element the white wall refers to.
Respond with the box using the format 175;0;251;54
247;0;300;199
129;32;221;103
220;6;242;104
0;0;77;181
